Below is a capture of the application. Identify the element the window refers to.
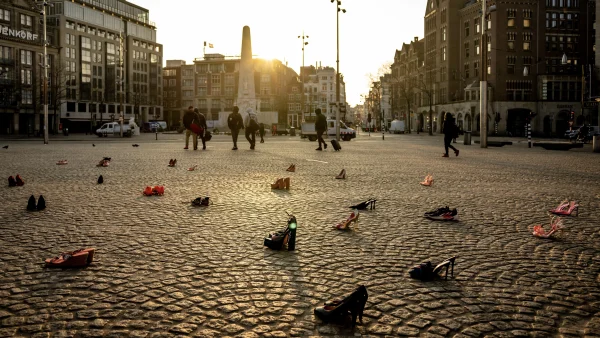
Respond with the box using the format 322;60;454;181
183;69;193;77
523;33;532;51
212;74;221;85
464;63;470;78
507;32;516;50
474;61;479;77
465;42;470;58
66;21;75;29
261;86;270;95
507;56;516;74
168;79;176;86
77;24;85;32
225;74;234;85
288;103;296;112
21;89;32;104
0;9;10;21
20;69;31;85
20;14;32;27
225;86;234;95
475;18;480;33
507;9;516;27
442;47;446;61
261;74;271;82
107;43;115;54
183;79;194;87
198;86;207;96
0;46;11;60
198;75;207;85
523;9;532;28
198;99;207;108
183;90;193;97
475;39;480;55
487;57;492;75
442;27;447;41
82;50;91;62
20;50;31;65
464;21;470;37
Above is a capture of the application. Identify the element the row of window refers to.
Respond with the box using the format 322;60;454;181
545;0;580;8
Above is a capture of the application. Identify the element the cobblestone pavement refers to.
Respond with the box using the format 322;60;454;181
1;134;600;338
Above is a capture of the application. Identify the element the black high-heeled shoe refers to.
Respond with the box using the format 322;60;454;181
264;213;297;251
409;256;457;281
314;285;368;327
349;198;376;210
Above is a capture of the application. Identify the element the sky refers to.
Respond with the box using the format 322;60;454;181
136;0;427;106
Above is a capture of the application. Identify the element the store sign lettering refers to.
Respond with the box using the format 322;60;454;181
1;27;38;41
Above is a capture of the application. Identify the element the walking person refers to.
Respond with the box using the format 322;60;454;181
259;123;265;143
227;106;244;150
183;106;200;150
442;112;459;157
244;108;259;150
315;108;328;151
194;108;208;150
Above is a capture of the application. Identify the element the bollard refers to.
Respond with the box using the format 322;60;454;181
155;131;158;140
464;131;471;145
528;123;532;148
594;135;600;153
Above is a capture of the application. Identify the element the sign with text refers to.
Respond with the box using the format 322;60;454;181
0;27;39;41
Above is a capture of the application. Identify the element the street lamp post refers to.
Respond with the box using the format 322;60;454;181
479;1;496;148
331;0;345;142
298;32;309;117
40;1;51;144
118;32;124;137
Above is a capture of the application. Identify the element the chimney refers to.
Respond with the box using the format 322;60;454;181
414;36;418;42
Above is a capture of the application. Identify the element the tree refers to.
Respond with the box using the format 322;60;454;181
415;63;435;135
43;60;68;134
366;62;392;131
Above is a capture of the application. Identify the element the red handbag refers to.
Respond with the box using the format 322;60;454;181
190;123;203;135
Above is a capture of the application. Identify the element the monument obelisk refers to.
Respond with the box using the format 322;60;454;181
236;26;257;116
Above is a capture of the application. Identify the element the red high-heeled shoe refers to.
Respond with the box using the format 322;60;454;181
334;210;359;230
533;216;563;239
549;200;578;217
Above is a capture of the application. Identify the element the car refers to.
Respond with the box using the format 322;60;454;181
564;127;581;139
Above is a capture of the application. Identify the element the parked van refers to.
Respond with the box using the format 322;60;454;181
389;120;406;134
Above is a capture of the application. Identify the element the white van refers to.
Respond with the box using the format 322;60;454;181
389;120;405;134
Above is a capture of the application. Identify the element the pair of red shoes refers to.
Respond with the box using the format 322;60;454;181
143;186;165;196
8;175;24;187
45;248;95;268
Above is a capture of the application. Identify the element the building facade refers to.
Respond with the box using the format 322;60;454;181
164;54;300;130
300;65;348;123
384;0;596;137
0;0;60;135
46;0;163;133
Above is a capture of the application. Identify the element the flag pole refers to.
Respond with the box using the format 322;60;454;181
203;41;206;58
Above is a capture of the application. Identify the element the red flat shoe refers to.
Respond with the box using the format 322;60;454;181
45;250;89;268
143;186;153;196
153;186;165;195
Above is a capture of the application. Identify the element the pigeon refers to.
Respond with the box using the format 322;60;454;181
2;145;7;149
93;144;96;147
132;144;139;147
98;175;103;184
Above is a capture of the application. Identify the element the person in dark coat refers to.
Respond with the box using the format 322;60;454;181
183;106;199;150
259;123;265;143
315;108;328;151
442;112;459;157
227;106;244;150
194;108;208;150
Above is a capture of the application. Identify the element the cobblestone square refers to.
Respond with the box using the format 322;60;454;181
1;134;599;337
